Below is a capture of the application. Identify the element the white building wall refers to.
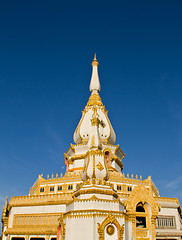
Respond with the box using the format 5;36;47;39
65;217;94;240
73;159;84;168
64;214;126;240
159;207;181;230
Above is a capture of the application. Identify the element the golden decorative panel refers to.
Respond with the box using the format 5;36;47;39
136;229;148;238
96;162;104;171
13;213;61;227
87;92;103;107
5;227;57;236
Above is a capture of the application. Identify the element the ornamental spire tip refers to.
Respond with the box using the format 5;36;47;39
92;53;99;66
90;54;101;92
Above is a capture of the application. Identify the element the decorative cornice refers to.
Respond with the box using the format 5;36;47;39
156;231;182;237
5;227;57;236
68;167;83;172
8;193;72;209
73;194;120;203
64;209;125;219
69;153;87;161
155;196;179;205
109;172;149;184
74;188;118;198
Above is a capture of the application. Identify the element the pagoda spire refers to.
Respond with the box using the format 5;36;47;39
73;55;116;145
89;54;101;92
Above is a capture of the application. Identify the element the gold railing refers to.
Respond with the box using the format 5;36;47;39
13;213;60;227
155;197;179;204
9;193;73;208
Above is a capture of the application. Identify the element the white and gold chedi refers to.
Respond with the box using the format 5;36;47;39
2;55;182;240
73;54;116;145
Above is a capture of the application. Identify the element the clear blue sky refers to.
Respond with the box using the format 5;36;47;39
0;0;182;221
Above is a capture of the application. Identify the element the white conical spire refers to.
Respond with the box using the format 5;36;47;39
89;54;101;92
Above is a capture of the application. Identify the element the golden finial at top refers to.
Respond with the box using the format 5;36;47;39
92;53;99;66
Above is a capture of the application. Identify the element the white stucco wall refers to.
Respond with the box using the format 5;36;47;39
159;207;181;230
111;161;120;172
73;159;84;168
65;217;95;240
65;215;126;240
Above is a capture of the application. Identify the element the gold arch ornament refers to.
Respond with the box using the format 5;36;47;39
123;185;160;240
124;185;160;215
97;213;124;240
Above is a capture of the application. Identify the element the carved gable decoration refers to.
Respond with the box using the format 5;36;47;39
124;185;160;215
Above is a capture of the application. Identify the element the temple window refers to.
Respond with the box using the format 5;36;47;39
105;151;111;166
136;203;147;228
12;238;25;240
40;187;44;193
50;186;54;192
30;238;45;240
128;186;132;191
156;216;175;228
136;205;145;212
117;185;122;191
57;185;62;191
68;184;73;190
136;216;146;228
